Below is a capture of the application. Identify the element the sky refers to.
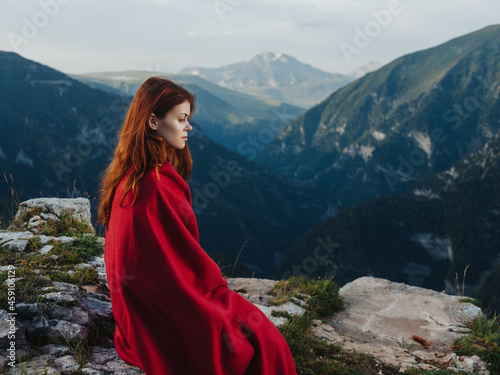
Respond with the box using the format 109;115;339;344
0;0;498;77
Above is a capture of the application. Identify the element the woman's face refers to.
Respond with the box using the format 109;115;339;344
148;100;193;149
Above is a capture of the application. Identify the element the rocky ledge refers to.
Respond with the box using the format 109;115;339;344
0;198;490;374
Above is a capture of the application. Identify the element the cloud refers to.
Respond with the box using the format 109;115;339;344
186;21;296;37
0;0;498;75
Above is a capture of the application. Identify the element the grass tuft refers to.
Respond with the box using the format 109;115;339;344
453;313;500;374
269;274;344;319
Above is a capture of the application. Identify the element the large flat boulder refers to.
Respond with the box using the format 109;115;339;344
314;277;487;373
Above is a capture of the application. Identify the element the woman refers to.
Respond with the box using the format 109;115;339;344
97;76;298;375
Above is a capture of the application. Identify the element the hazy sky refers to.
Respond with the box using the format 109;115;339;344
0;0;498;76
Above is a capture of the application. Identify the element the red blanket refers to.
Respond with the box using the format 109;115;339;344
104;161;298;375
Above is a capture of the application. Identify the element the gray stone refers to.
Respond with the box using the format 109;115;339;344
88;256;105;267
53;354;80;372
248;294;274;306
251;301;305;327
334;277;482;351
50;305;92;326
226;277;278;296
0;231;33;242
15;303;48;319
54;236;75;244
0;310;29;349
14;197;92;227
86;346;145;374
312;276;488;373
41;281;80;294
40;213;60;222
6;354;57;375
81;368;106;375
39;291;78;305
39;245;53;255
79;293;113;319
2;239;28;252
252;304;289;327
33;319;88;342
37;343;72;356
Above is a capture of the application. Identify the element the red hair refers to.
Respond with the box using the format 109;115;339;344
97;76;196;229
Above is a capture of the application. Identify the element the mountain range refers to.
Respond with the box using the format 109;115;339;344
256;24;500;210
179;51;355;109
71;70;305;156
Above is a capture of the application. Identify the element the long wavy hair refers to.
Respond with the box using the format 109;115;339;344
97;76;196;229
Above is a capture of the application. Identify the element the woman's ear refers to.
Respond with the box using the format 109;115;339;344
147;113;157;130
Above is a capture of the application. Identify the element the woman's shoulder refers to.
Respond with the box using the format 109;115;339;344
143;162;187;188
141;162;190;202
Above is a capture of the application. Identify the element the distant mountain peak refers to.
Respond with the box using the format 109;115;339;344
177;51;353;108
178;51;350;93
256;51;284;60
251;51;292;64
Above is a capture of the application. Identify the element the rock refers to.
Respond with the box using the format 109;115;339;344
53;354;81;372
313;277;488;373
15;303;48;319
248;294;274;306
6;354;58;375
252;301;306;327
82;285;105;294
86;347;145;374
37;343;72;356
333;276;482;350
226;277;278;297
0;310;30;350
88;256;105;266
252;304;289;327
79;293;113;319
2;239;28;252
56;236;76;244
81;369;106;375
40;213;60;222
14;198;92;228
42;281;81;294
39;245;53;255
33;319;88;342
50;305;92;326
0;231;33;253
0;231;33;242
39;292;78;305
